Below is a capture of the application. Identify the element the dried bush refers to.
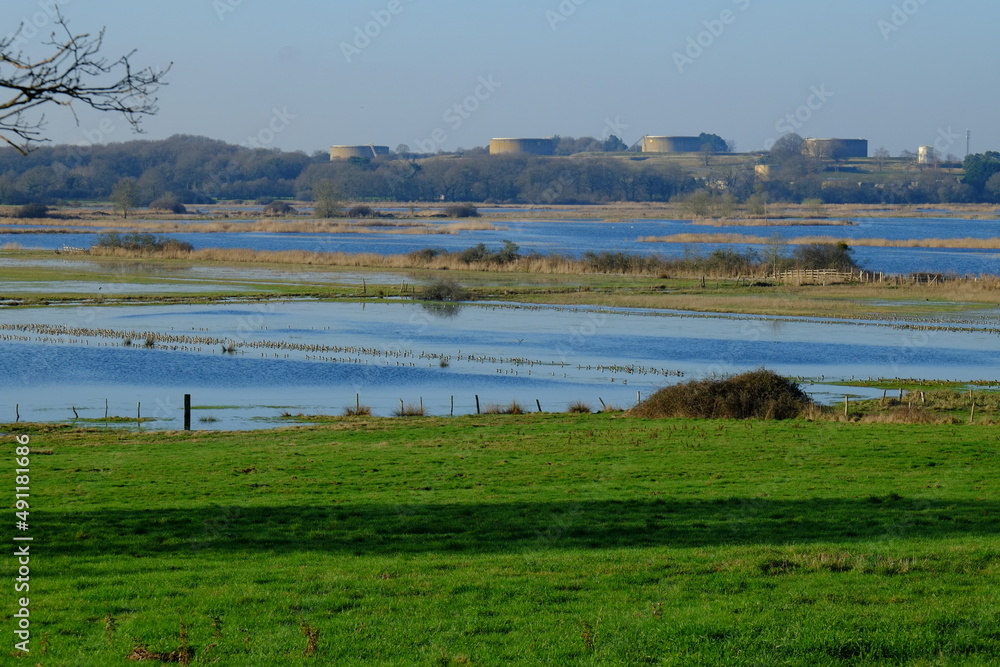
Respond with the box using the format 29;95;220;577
149;195;187;214
347;205;376;218
485;400;525;415
629;369;810;420
420;278;469;302
442;204;479;218
13;202;48;218
262;200;295;216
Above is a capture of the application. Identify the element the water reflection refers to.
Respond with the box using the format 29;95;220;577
421;302;465;318
0;300;995;430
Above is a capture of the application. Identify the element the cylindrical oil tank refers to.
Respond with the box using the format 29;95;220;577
329;145;390;160
489;138;555;156
641;136;704;153
918;146;935;164
802;138;868;159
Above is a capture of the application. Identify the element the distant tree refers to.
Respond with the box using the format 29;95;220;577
395;144;411;157
763;233;788;276
769;133;804;161
793;242;860;272
0;12;170;154
746;193;767;217
682;190;712;218
698;133;730;153
111;178;138;219
311;179;343;218
602;135;628;152
985;173;1000;202
700;143;714;167
874;147;890;171
963;152;1000;193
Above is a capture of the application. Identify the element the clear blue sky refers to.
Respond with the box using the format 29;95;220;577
8;0;999;156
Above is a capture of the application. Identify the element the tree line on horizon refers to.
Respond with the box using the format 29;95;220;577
1;133;998;209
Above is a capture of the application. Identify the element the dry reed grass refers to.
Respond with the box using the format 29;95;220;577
483;400;526;415
641;233;1000;249
692;219;856;228
7;217;504;235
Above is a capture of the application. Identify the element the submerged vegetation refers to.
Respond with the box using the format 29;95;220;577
94;231;193;253
82;236;865;280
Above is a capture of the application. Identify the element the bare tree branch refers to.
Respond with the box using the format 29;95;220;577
0;10;171;154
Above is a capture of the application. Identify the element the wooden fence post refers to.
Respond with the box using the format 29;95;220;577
184;394;191;431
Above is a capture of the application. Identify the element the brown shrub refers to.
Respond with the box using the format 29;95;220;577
629;369;810;420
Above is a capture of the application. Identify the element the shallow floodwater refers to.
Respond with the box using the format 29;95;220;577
0;301;995;430
4;216;999;275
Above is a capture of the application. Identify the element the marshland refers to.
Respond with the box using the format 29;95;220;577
1;201;998;428
3;200;1000;665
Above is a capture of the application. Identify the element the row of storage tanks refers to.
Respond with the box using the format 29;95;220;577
330;137;871;159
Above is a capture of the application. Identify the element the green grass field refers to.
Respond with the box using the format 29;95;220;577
6;415;999;665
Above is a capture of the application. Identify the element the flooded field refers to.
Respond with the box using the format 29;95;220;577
1;300;996;430
4;216;1000;275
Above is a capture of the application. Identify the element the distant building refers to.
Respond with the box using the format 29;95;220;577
489;138;555;156
641;136;704;153
918;146;936;165
330;145;390;160
802;138;868;159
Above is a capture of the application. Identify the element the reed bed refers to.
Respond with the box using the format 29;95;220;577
80;245;1000;291
4;218;504;235
691;219;857;228
640;233;1000;249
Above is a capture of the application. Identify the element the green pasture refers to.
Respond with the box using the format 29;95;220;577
5;415;999;665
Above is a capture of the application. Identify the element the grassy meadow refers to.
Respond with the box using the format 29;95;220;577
7;414;1000;665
